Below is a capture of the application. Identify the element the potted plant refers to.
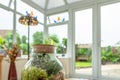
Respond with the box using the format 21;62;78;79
21;31;64;80
32;31;54;53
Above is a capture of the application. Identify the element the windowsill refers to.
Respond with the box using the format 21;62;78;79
3;53;71;61
56;54;71;58
3;56;28;62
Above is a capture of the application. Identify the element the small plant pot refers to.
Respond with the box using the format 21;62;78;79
32;44;54;53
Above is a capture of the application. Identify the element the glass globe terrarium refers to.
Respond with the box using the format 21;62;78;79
21;44;64;80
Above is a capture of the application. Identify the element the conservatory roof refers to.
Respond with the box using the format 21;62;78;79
21;0;93;14
22;0;82;9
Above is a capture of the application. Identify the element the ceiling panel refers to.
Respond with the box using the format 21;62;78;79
0;0;10;6
47;0;65;9
31;0;46;9
22;0;85;11
67;0;83;3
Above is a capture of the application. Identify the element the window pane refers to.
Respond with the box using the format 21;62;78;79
49;25;68;55
47;0;65;9
75;8;92;75
0;0;9;6
0;8;13;29
47;12;68;24
0;8;13;56
31;0;46;9
101;2;120;78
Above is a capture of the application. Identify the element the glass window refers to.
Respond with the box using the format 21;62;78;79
101;2;120;78
47;12;68;24
31;0;46;9
0;0;10;6
0;8;13;56
48;24;68;55
9;0;14;9
47;0;65;9
0;8;13;30
75;8;92;75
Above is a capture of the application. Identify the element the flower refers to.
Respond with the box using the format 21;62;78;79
2;44;19;62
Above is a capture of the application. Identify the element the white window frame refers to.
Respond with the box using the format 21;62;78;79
70;0;120;80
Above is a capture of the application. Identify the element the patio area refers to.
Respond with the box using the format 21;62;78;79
76;64;120;78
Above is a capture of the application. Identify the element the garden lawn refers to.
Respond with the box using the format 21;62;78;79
75;61;92;68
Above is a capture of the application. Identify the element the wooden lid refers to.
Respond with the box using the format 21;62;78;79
32;44;54;53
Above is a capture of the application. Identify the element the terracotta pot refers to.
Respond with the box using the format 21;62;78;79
32;44;54;53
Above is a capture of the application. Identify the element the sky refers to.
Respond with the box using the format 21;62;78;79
75;2;120;47
101;3;120;46
75;8;92;44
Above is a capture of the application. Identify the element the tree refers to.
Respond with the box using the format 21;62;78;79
5;32;21;49
49;34;59;45
20;35;28;55
32;31;43;44
62;38;67;48
0;36;5;49
21;35;27;43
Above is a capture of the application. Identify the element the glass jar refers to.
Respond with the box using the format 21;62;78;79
21;44;64;80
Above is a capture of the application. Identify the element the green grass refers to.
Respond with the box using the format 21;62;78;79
75;61;92;68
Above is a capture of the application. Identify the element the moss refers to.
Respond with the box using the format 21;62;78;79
21;66;47;80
